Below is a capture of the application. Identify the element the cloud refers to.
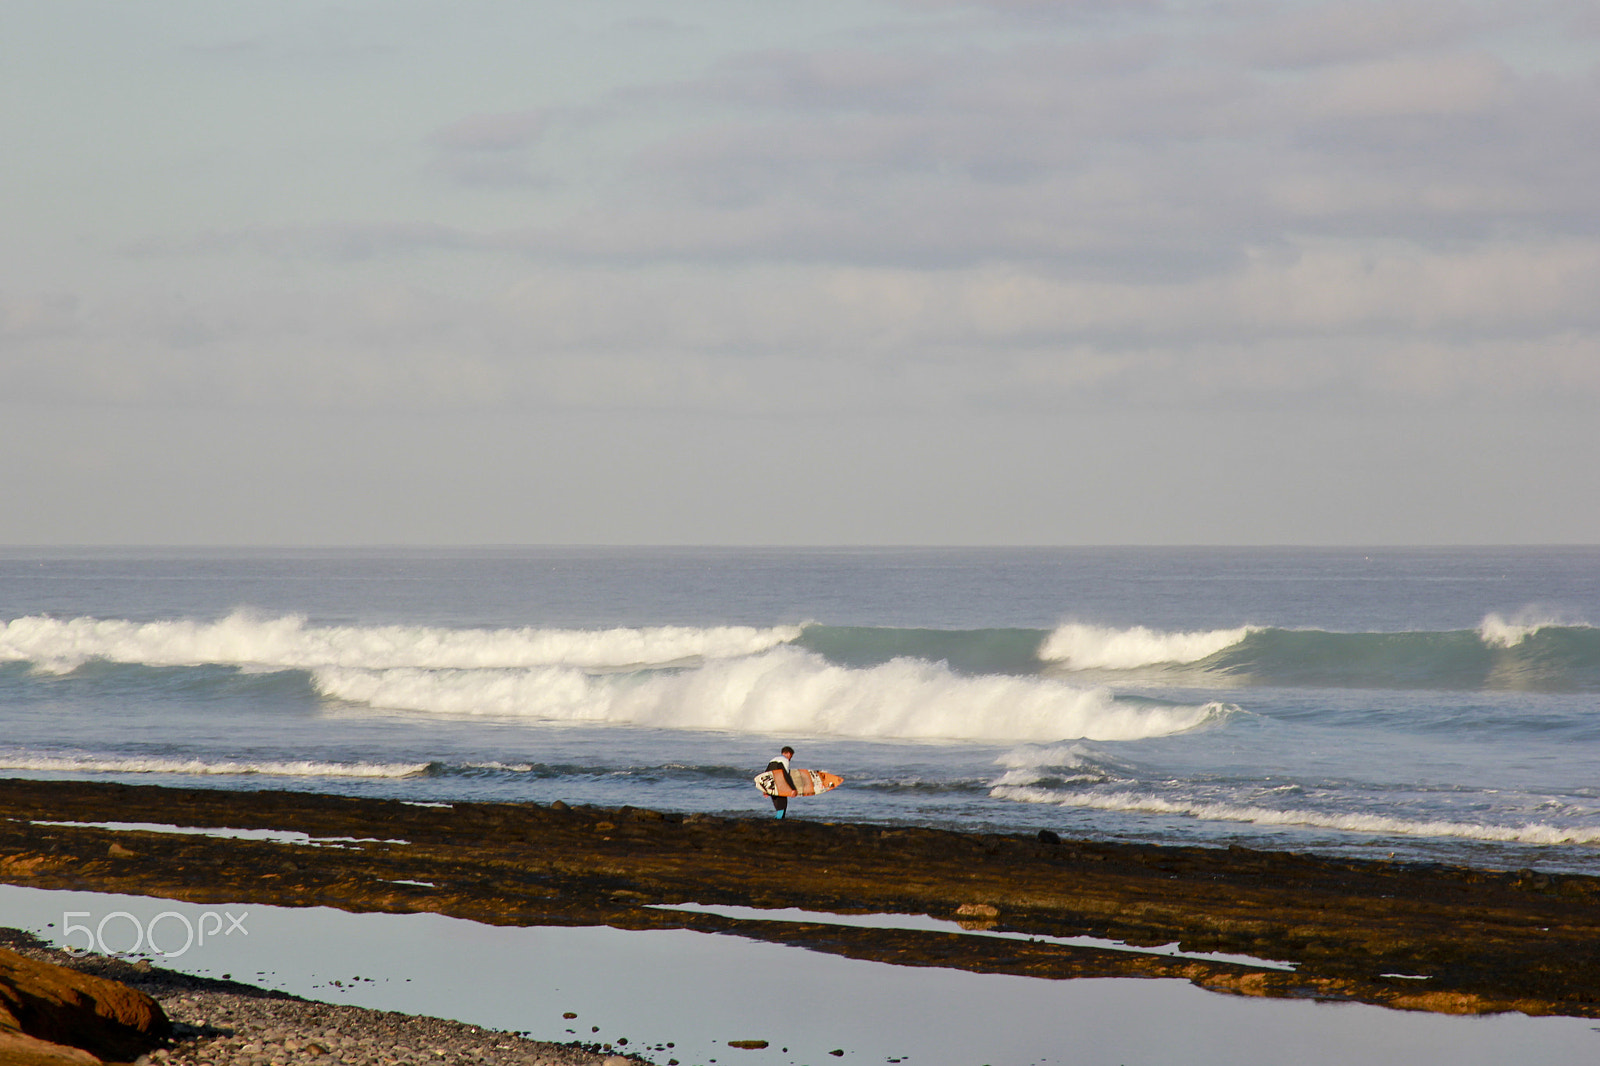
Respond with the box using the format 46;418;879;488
0;290;79;338
430;109;551;152
1309;53;1511;117
12;228;1600;421
32;0;1600;427
1227;0;1503;69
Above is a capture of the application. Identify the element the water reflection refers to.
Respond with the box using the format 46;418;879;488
0;885;1594;1066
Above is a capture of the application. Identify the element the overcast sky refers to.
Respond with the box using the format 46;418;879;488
3;0;1597;545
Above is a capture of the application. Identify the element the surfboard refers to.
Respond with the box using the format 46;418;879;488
753;767;842;798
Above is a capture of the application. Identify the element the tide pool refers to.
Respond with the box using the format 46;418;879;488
1;884;1595;1066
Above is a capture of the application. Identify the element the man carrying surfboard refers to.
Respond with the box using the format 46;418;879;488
766;746;797;819
754;753;842;815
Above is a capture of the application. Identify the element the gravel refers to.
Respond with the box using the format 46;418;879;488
1;928;638;1066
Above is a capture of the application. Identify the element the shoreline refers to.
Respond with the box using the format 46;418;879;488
1;924;639;1066
2;777;1598;1021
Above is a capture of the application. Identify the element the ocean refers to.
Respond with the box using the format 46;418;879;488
2;546;1598;875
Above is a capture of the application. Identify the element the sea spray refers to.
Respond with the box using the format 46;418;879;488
1477;609;1586;648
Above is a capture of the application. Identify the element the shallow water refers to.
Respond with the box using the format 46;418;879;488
644;902;1297;971
2;884;1597;1066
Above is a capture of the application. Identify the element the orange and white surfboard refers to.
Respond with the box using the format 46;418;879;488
753;767;843;797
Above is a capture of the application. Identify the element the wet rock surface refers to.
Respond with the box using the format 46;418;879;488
2;777;1598;1020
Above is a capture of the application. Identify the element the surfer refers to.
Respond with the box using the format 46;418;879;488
767;746;796;819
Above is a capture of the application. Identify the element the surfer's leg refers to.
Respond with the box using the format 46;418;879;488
771;795;787;818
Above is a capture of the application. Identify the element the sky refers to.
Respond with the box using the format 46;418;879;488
3;0;1597;545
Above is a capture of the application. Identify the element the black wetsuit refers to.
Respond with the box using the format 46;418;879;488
767;757;796;814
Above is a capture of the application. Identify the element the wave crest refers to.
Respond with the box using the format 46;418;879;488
1478;609;1586;649
0;753;427;778
1039;623;1253;669
0;613;801;673
991;786;1600;845
312;648;1232;743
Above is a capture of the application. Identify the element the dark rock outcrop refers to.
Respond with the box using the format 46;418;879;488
2;776;1599;1020
0;944;169;1062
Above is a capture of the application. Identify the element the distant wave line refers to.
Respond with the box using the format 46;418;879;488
0;753;429;778
990;786;1600;846
0;612;802;673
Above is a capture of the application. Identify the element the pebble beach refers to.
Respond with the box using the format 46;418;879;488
1;927;639;1066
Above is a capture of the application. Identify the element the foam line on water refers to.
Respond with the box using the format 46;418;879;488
311;647;1235;743
0;613;802;673
0;753;429;778
990;786;1600;845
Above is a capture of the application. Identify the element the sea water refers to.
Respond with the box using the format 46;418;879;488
2;546;1598;874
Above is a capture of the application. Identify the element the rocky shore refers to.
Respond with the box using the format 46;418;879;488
2;777;1599;1024
1;927;636;1066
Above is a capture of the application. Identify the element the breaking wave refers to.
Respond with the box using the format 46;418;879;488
0;613;801;673
1036;614;1600;691
1477;609;1582;648
311;647;1232;743
1039;624;1255;669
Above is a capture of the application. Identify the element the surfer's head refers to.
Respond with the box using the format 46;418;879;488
781;746;794;757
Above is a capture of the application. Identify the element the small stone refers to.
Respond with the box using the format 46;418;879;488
830;1050;845;1057
109;841;139;858
728;1039;769;1049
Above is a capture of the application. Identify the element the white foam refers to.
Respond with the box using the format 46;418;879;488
995;742;1103;770
312;647;1233;743
0;754;427;778
990;787;1600;846
989;743;1120;787
0;613;801;673
1477;609;1584;649
1038;623;1253;669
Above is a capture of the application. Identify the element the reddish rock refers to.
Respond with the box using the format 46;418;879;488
0;946;169;1063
